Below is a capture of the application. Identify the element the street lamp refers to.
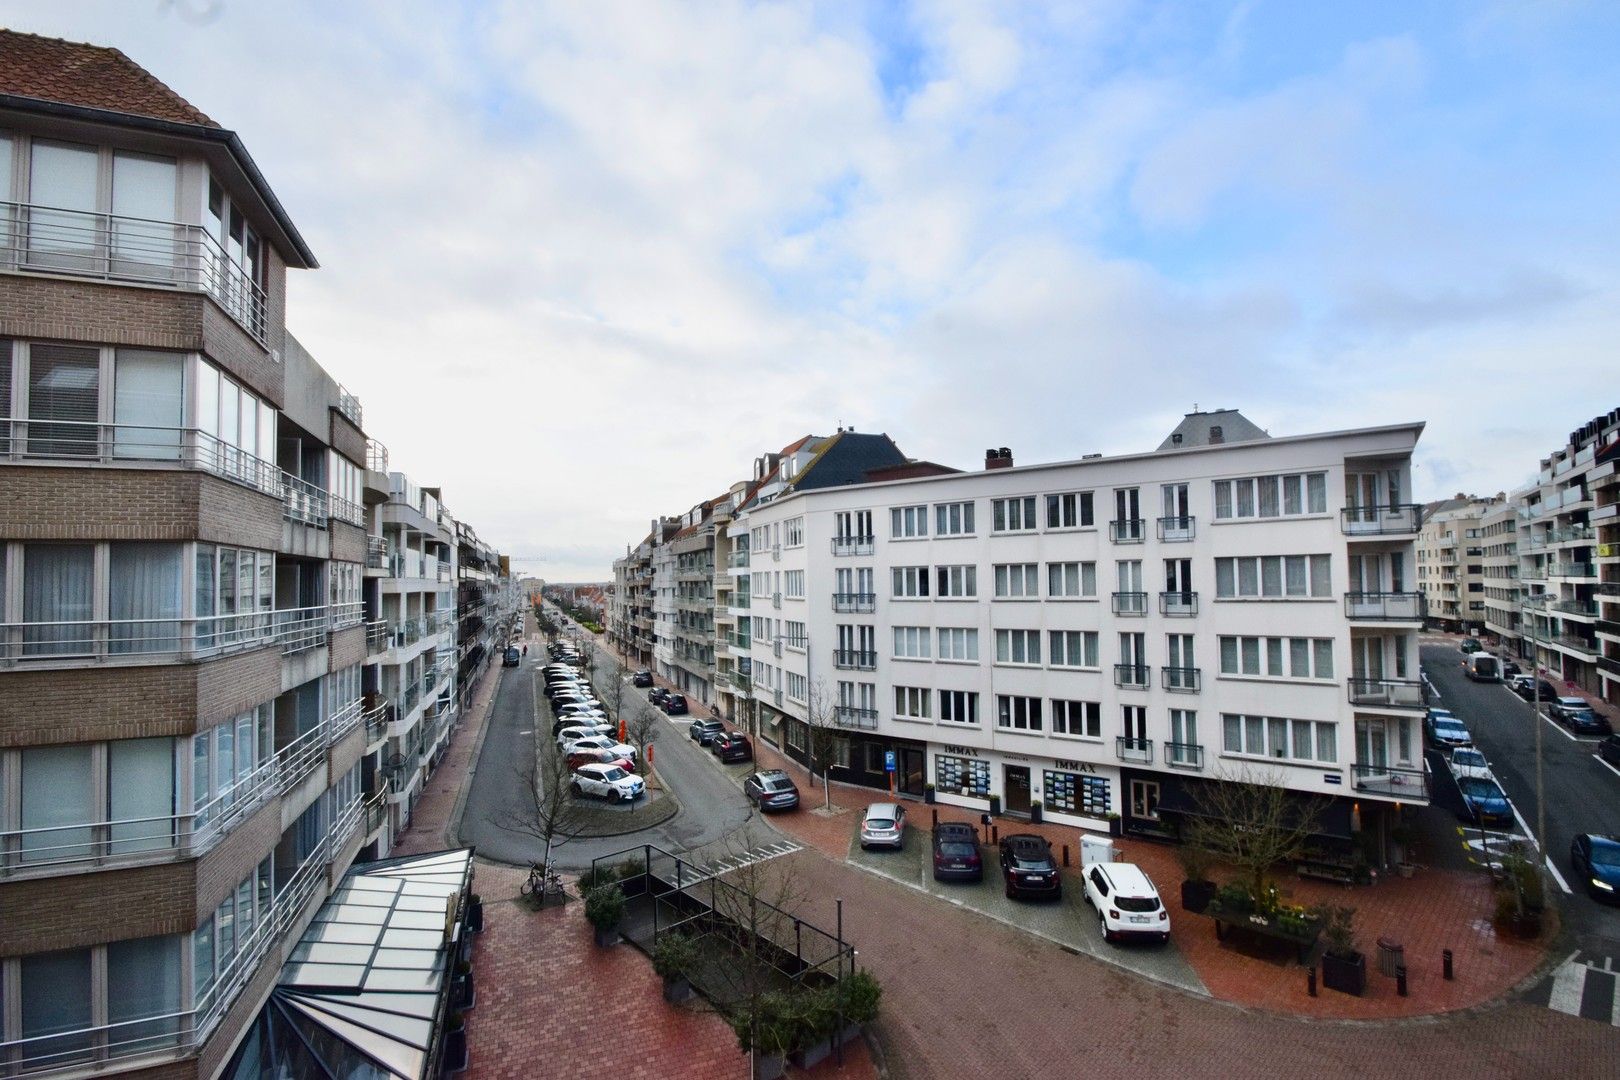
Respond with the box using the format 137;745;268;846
1519;594;1547;889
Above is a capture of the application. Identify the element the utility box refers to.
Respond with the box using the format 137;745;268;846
1080;835;1116;868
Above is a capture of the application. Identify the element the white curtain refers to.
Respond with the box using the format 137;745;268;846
27;140;98;272
21;745;93;863
109;152;178;281
109;737;176;854
110;543;182;654
108;935;183;1047
21;948;94;1062
23;544;94;655
114;350;182;460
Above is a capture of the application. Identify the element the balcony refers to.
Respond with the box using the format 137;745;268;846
1550;634;1597;657
1114;663;1151;689
728;550;751;569
1552;599;1598;618
834;649;878;670
1115;736;1153;764
1344;591;1424;621
831;535;876;557
0;416;282;496
1157;515;1196;542
366;437;390;473
1347;677;1427;710
0;198;268;342
1159;591;1198;617
1111;591;1148;616
1350;764;1429;802
1550;563;1596;579
0;610;275;665
366;535;390;570
282;471;331;527
1599;655;1620;677
834;706;879;731
1109;518;1146;543
1341;503;1423;536
833;592;877;614
1163;742;1204;770
1162;666;1201;693
330;601;365;631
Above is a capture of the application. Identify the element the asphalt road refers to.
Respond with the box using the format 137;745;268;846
1422;642;1620;955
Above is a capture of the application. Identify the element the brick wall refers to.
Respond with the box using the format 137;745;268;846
0;466;280;545
329;408;367;467
117;1060;197;1080
329;624;366;672
0;859;197;953
328;724;365;780
194;797;281;915
331;521;366;564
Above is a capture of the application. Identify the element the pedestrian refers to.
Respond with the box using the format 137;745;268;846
522;642;528;657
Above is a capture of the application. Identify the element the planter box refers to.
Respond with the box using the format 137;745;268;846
593;925;621;948
1322;950;1366;996
1030;805;1043;824
988;795;1002;816
1181;879;1216;914
753;1052;785;1080
1108;818;1122;837
443;1029;468;1072
662;975;693;1004
924;788;936;805
468;898;484;932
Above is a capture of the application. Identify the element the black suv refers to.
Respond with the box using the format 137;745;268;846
688;719;724;745
1514;678;1559;702
932;822;983;883
662;694;690;716
713;732;753;763
632;670;654;688
743;770;799;811
998;834;1061;900
649;687;670;705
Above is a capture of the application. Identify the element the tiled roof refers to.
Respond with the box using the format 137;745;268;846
0;29;216;127
1155;409;1270;451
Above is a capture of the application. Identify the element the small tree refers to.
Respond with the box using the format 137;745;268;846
1183;767;1327;901
489;675;593;898
802;680;842;811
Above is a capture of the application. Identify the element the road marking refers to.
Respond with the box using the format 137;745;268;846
1596;756;1620;783
1538;712;1581;743
1549;959;1589;1016
693;840;803;879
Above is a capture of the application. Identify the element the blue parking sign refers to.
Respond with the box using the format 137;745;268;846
884;750;896;772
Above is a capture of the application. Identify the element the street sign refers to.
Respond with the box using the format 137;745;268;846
884;750;896;772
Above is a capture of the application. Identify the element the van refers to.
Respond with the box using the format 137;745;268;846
1464;653;1500;682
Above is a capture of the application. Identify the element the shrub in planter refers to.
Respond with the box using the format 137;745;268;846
1176;846;1216;913
839;968;882;1027
1106;812;1122;837
652;932;698;1002
1207;881;1254;916
988;794;1002;816
467;893;484;933
584;884;626;947
1317;905;1365;996
1030;801;1043;824
924;784;936;805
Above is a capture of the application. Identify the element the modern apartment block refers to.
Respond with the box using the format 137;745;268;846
1479;496;1523;648
722;412;1426;870
0;33;511;1077
1416;496;1491;634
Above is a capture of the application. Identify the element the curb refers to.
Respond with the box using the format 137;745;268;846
447;662;503;851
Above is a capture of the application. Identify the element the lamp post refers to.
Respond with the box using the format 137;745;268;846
1521;593;1547;889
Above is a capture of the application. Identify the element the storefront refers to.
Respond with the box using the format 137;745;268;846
929;744;1121;833
775;714;928;796
1145;772;1372;876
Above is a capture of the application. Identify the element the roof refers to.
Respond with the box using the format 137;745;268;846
1156;409;1270;451
0;29;216;125
787;431;909;492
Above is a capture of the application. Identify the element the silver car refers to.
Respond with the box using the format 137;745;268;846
859;803;906;850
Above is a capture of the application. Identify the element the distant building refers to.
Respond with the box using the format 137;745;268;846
1417;495;1493;634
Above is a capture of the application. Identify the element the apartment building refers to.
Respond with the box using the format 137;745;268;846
1416;496;1490;634
1479;496;1523;649
730;411;1426;870
668;500;721;700
0;33;507;1077
455;519;501;710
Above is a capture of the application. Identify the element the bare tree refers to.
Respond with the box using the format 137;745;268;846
802;679;843;811
1183;767;1328;899
489;674;593;899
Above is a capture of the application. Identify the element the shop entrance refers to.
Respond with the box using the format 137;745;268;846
1004;765;1032;814
900;748;926;796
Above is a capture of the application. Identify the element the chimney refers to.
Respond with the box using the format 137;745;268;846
985;447;1013;470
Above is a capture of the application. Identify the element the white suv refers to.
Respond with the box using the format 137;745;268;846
1083;862;1170;944
571;763;644;802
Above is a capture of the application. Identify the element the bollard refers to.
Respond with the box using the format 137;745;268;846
1443;949;1453;981
992;825;999;844
1396;964;1408;997
932;808;939;829
1063;844;1070;867
1307;966;1317;997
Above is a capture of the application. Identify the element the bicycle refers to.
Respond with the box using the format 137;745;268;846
520;861;564;900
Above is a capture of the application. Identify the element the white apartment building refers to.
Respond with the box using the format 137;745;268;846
732;411;1426;870
1416;497;1491;634
1479;496;1523;648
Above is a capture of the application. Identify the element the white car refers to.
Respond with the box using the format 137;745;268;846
1083;862;1170;944
1447;746;1495;782
563;734;637;761
556;725;611;748
557;705;609;721
571;763;644;802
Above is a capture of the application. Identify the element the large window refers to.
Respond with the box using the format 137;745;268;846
891;566;930;599
995;629;1041;665
1221;713;1337;763
1214;472;1328;520
993;563;1039;598
1215;554;1332;598
114;350;184;460
110;542;183;653
997;694;1042;731
1046;491;1094;529
935;564;977;598
894;685;931;720
22;543;95;655
1049;630;1099;668
1218;636;1334;679
892;626;930;659
13;737;178;864
1051;699;1101;738
935;501;975;536
937;627;979;662
25;343;99;458
1048;561;1097;598
939;690;979;724
890;505;928;539
991;496;1037;533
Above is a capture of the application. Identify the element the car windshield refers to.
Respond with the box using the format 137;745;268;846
1437;720;1468;735
1459;779;1503;800
1116;896;1160;913
939;842;978;857
1453;750;1486;767
1012;853;1053;870
1590;844;1620;869
601;768;625;781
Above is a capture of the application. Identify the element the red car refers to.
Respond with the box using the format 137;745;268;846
566;747;634;772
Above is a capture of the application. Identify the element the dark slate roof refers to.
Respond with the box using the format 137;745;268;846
789;432;909;492
1156;409;1270;451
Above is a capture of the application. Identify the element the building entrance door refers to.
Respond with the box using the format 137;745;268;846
900;748;925;796
1004;766;1032;814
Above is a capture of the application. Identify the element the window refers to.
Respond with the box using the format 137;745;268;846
1051;699;1101;738
784;620;806;648
1215;555;1331;598
785;720;806;751
892;566;930;598
22;543;95;655
834;510;872;542
114;349;184;460
1049;630;1099;668
1048;561;1097;598
995;629;1041;665
992;496;1037;532
786;672;807;702
20;946;93;1063
936;752;990;794
997;694;1042;731
939;690;979;724
993;563;1039;598
1214;472;1328;520
26;343;99;457
892;626;930;659
784;570;805;598
894;686;931;720
1046;491;1093;529
935;501;975;536
784;517;804;547
1168;710;1198;763
937;627;979;661
935;564;977;598
1221;713;1337;763
1221;636;1336;678
890;504;928;539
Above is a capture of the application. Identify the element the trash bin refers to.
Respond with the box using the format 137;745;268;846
1377;937;1404;977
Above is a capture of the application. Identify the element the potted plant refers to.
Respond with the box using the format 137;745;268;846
584;883;626;947
466;892;484;933
1106;811;1122;837
1206;881;1253;917
1317;905;1365;996
924;783;936;805
444;1010;468;1072
730;992;797;1080
988;793;1002;816
1176;845;1217;914
1029;800;1043;824
651;932;698;1003
454;958;475;1009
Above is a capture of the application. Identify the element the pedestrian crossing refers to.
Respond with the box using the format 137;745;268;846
1529;952;1620;1026
693;840;802;879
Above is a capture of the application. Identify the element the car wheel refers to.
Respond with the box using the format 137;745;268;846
1098;910;1110;942
608;790;621;803
571;782;583;796
1005;883;1015;899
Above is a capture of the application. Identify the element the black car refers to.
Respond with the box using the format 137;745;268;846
502;646;520;667
1500;659;1522;680
713;732;753;763
649;687;670;705
1600;735;1620;769
743;769;800;811
662;694;690;716
688;719;724;745
997;834;1061;900
1571;834;1620;901
932;822;983;883
1513;678;1559;703
632;670;654;688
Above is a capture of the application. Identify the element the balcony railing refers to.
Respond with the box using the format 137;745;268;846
832;592;877;613
328;697;364;742
1109;518;1146;543
0;198;268;342
728;550;751;568
1344;591;1425;621
1551;634;1597;657
274;605;329;654
330;601;365;631
1341;503;1423;536
1114;663;1151;689
1159;591;1198;617
366;437;390;473
365;619;390;654
1162;666;1201;693
1347;677;1426;709
281;471;330;527
831;535;876;556
335;385;363;428
1350;764;1429;801
834;706;879;730
273;724;327;794
0;609;286;665
367;535;389;569
1553;599;1598;617
833;649;878;670
0;417;281;496
1115;736;1153;764
1551;563;1595;579
362;699;392;746
1157;515;1195;542
1111;591;1148;616
1163;742;1204;770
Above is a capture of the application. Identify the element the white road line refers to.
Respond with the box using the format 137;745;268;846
1549;960;1589;1017
1597;756;1620;784
1539;712;1581;743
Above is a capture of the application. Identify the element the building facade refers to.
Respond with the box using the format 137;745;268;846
1479;496;1523;649
1416;497;1490;634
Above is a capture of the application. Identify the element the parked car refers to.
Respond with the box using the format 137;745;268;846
1460;638;1483;654
1600;735;1620;769
1501;659;1523;679
566;746;634;772
997;834;1061;900
1513;678;1559;702
931;822;984;883
571;763;645;802
743;769;800;812
1570;834;1620;901
859;803;907;850
1424;713;1472;750
1447;746;1495;782
556;724;611;748
1457;777;1513;827
662;694;690;716
633;670;655;688
1084;862;1170;943
1550;697;1613;735
649;687;671;705
503;646;521;667
688;719;725;745
553;715;610;735
563;734;638;761
713;732;753;763
555;709;609;727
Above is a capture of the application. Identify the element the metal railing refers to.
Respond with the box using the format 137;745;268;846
366;535;390;569
1347;677;1426;709
0;198;268;342
0;417;281;495
1111;591;1148;615
1162;666;1201;692
1159;591;1198;616
362;699;392;746
330;494;364;528
834;706;879;730
832;592;877;613
0;610;277;663
1344;591;1425;620
1115;736;1153;763
330;601;364;631
1551;634;1597;656
366;438;390;473
1350;764;1429;800
281;472;329;527
336;386;363;428
728;549;751;568
1163;742;1204;770
1156;515;1195;542
274;605;329;654
1552;598;1598;617
831;535;876;556
365;619;390;653
1109;518;1146;543
833;649;878;670
328;697;364;742
1550;563;1595;578
273;724;327;794
1114;663;1151;689
1341;503;1423;535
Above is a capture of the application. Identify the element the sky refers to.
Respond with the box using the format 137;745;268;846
6;0;1619;581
